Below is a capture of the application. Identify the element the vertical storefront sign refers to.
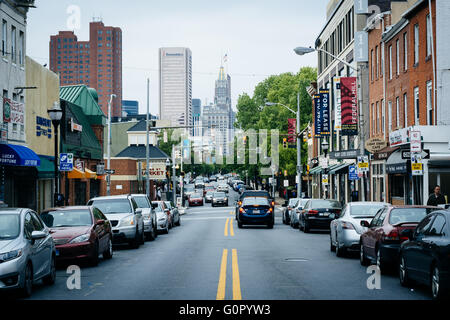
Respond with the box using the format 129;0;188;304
340;77;358;136
288;118;296;143
314;94;322;138
320;89;330;136
334;78;341;131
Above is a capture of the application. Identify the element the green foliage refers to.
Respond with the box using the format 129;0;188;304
158;129;180;157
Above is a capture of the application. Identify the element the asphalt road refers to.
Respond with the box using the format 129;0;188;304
21;189;432;300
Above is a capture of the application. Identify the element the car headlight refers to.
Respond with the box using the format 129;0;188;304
0;249;23;262
143;214;151;221
121;215;135;226
158;217;166;222
69;234;90;244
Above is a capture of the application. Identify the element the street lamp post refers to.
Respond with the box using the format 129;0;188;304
48;101;63;207
106;93;116;196
294;46;366;202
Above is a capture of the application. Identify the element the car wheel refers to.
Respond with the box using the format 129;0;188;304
164;222;169;234
103;236;113;259
376;247;386;274
267;223;274;229
21;263;33;298
360;243;370;266
330;234;336;252
282;212;286;224
431;265;447;300
399;255;410;287
303;221;310;233
140;227;145;245
42;255;56;285
89;241;99;266
129;229;140;249
237;222;243;228
146;224;156;241
336;238;346;257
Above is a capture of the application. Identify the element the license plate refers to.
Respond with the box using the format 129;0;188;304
253;210;260;214
320;213;329;217
55;249;60;257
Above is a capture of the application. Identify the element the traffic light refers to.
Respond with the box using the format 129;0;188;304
243;136;247;144
181;171;185;177
303;132;307;143
283;138;288;149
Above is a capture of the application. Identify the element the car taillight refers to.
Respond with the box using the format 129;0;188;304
239;207;244;213
383;229;400;241
271;201;275;206
269;208;273;213
238;201;242;206
341;222;354;230
307;210;319;215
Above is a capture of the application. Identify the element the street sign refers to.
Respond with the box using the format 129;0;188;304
410;131;422;153
349;165;359;181
59;153;73;172
357;156;369;173
322;174;329;185
411;152;424;176
284;180;289;187
401;149;430;160
105;169;116;175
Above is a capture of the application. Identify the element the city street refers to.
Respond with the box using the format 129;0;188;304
20;190;431;300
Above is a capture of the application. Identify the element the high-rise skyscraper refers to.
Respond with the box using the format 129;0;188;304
122;100;139;116
49;21;123;117
159;47;192;128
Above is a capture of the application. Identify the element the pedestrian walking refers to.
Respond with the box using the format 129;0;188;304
157;187;162;200
426;185;446;206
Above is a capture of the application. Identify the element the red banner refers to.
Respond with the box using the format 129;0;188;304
288;118;296;143
340;77;358;136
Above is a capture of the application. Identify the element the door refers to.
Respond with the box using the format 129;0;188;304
364;208;385;259
75;180;87;205
407;214;435;280
93;207;108;252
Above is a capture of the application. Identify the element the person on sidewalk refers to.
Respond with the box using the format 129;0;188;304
157;187;162;200
427;185;446;206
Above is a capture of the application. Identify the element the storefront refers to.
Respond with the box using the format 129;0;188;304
385;149;412;205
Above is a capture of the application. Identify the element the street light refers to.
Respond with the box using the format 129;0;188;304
294;45;366;201
265;101;302;199
106;93;117;196
47;101;63;207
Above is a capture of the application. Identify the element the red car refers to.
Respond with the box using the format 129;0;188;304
360;205;440;272
188;193;204;206
40;206;113;266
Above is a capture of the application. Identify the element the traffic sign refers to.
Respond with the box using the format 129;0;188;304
349;165;359;181
322;174;329;185
105;169;116;175
401;149;430;160
410;131;422;153
59;153;73;172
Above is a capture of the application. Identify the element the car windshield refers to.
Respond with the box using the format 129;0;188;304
206;191;213;195
0;214;20;240
164;202;172;209
289;199;299;206
134;196;150;208
41;210;92;228
389;208;438;225
89;199;132;214
242;197;269;206
191;193;201;198
214;192;225;197
350;204;386;217
311;200;342;209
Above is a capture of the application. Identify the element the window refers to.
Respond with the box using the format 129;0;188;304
414;86;420;125
429;214;446;236
388;101;392;132
414;24;419;65
389;45;392;79
427;80;433;125
426;14;432;57
396;39;400;75
1;20;6;56
376;101;379;133
11;26;16;63
415;214;434;237
375;46;379;78
403;93;408;127
372;103;375;135
403;33;408;71
371;49;374;81
396;97;400;128
18;31;24;65
382;99;385;135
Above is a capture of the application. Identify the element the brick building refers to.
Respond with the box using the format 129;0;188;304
49;21;122;118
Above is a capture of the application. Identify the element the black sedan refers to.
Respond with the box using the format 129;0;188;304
399;210;450;300
299;199;342;233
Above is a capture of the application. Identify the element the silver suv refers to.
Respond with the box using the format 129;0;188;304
130;194;157;241
87;195;144;249
0;208;56;297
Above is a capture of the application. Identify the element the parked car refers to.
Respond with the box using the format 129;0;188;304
184;184;195;200
0;208;56;297
291;198;310;228
359;205;440;273
216;184;229;194
188;193;204;207
233;180;244;191
152;202;169;234
237;197;274;229
282;198;299;225
130;194;157;241
40;206;113;266
210;175;217;182
238;185;253;195
87;195;145;249
212;192;228;207
165;201;181;227
299;199;342;233
330;202;387;257
205;191;214;203
399;210;450;300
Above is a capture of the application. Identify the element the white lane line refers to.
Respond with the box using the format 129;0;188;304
182;216;231;221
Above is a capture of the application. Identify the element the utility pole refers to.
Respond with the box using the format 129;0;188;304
146;78;150;198
358;65;366;202
297;92;302;199
172;144;176;205
106;93;116;196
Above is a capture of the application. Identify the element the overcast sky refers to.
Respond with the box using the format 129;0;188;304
27;0;328;116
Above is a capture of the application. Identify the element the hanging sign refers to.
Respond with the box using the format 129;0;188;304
340;77;358;136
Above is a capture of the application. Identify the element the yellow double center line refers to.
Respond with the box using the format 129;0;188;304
216;248;241;300
224;217;234;237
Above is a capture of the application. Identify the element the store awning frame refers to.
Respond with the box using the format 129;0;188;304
309;166;322;175
67;168;87;179
85;168;97;179
329;163;350;175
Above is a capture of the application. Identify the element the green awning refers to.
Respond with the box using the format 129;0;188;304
309;166;322;175
329;163;350;174
36;155;55;179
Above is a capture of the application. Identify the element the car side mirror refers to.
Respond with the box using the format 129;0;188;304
31;230;46;241
282;203;287;207
135;208;143;215
96;219;105;226
400;229;414;240
360;220;370;228
329;213;336;220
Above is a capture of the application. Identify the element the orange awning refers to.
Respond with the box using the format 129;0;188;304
85;168;97;179
67;168;86;179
